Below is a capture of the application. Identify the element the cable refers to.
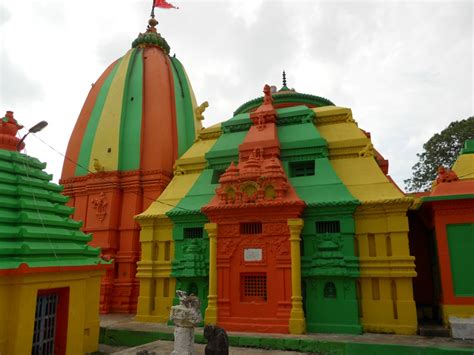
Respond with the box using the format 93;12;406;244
30;133;474;213
18;142;62;291
30;133;195;212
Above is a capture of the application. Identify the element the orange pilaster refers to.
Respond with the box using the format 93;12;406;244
60;170;170;313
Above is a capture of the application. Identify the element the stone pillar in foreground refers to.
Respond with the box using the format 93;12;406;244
170;290;202;355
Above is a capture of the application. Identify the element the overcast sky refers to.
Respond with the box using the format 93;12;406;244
1;0;472;189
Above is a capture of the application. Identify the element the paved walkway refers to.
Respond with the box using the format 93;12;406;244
100;314;474;351
108;340;305;355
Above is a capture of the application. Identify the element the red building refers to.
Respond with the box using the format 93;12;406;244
202;86;305;333
410;140;474;325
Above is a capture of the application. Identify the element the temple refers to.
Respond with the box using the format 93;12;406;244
56;12;474;336
0;111;109;354
5;10;469;353
59;17;202;313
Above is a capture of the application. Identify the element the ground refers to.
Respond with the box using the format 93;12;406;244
97;314;474;354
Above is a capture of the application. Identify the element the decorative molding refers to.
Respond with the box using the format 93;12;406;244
358;143;375;158
315;113;353;126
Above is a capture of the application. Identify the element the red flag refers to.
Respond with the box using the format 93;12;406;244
154;0;178;9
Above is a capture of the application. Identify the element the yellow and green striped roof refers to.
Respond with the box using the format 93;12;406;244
62;44;199;179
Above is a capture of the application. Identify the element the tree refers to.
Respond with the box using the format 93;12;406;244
404;117;474;192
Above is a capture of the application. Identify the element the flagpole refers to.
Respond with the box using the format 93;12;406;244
150;0;155;18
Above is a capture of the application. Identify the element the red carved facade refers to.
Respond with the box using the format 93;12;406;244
60;170;171;313
202;85;305;332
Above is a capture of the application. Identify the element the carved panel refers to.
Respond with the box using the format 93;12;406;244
263;223;288;236
91;192;108;222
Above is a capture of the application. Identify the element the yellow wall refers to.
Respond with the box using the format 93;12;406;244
136;125;220;322
452;152;474;179
314;106;417;335
0;269;103;355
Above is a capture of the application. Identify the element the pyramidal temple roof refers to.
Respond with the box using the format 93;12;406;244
0;111;107;271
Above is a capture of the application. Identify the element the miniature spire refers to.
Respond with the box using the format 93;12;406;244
279;71;290;92
0;111;24;151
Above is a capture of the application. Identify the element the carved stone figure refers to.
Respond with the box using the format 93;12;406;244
170;290;202;355
93;158;105;172
436;166;459;184
195;101;209;121
91;192;108;222
204;324;229;355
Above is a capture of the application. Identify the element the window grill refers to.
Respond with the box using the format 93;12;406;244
289;160;315;177
242;274;267;301
32;292;58;355
315;221;341;234
184;227;204;239
240;222;262;235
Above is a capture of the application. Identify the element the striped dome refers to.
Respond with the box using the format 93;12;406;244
62;28;201;179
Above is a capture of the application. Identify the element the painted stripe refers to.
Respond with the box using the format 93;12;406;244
182;65;202;135
119;49;143;171
63;61;117;178
170;57;196;157
74;59;122;176
140;47;177;172
88;50;134;172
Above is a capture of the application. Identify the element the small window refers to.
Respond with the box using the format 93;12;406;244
240;222;262;235
290;161;315;177
315;221;340;234
211;169;226;184
184;227;203;239
324;282;337;298
188;282;198;296
241;274;267;301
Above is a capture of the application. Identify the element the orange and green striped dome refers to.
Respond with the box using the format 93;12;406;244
62;23;201;179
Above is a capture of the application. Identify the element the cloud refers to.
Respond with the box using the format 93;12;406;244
0;0;472;188
0;4;10;26
0;51;43;106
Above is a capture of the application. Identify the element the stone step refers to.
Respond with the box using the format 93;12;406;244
419;324;451;338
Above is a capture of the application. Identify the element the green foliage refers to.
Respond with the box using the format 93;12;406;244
404;117;474;192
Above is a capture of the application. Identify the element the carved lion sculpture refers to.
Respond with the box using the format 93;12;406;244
436;166;459;184
176;290;201;311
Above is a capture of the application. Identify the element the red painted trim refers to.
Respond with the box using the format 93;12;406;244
430;200;474;305
37;287;69;355
0;263;108;277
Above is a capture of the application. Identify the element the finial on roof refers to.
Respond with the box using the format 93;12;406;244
131;8;170;53
0;111;24;151
279;71;290;92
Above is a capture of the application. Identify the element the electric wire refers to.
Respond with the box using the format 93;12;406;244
29;132;474;214
30;133;194;213
18;139;62;291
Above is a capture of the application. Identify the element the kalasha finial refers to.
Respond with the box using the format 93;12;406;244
148;17;158;31
282;71;287;87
